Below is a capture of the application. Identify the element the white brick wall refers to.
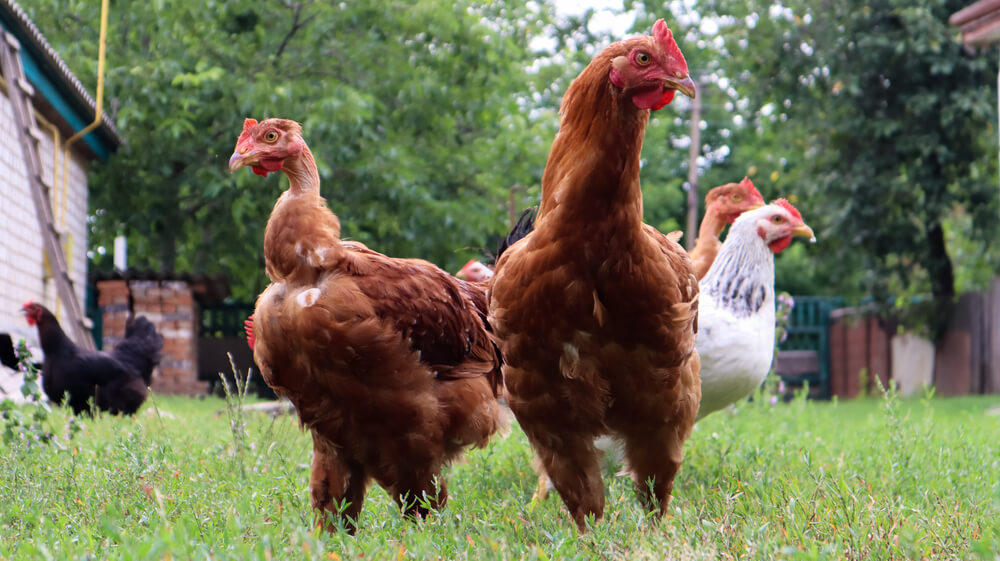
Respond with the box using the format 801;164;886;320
0;89;91;347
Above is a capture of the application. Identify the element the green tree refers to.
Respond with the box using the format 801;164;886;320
635;1;998;332
27;0;560;300
739;0;997;335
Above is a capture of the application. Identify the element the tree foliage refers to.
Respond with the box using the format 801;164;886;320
27;0;559;299
637;0;999;334
26;0;1000;325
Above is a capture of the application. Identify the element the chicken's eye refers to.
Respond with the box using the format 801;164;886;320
635;52;651;66
732;194;742;202
264;130;279;143
772;215;784;223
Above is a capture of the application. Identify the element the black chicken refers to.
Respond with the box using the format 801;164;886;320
21;302;163;415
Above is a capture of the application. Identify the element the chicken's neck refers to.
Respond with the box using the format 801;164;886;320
697;206;726;242
36;316;77;356
701;221;774;319
264;144;344;282
538;60;649;234
283;147;320;197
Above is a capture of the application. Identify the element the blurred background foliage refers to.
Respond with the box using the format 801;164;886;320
25;0;999;334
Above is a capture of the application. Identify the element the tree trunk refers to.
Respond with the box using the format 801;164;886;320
926;220;955;340
158;219;177;273
156;164;184;273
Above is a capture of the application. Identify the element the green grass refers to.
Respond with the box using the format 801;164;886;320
2;388;999;560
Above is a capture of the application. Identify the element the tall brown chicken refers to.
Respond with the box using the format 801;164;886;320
487;19;700;530
688;177;765;279
229;118;507;532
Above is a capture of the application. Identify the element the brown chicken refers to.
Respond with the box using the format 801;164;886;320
229;118;507;532
688;177;765;279
487;19;700;530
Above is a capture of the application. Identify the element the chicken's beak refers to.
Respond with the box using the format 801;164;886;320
793;223;817;243
455;268;467;279
749;200;765;210
228;150;258;172
663;76;697;99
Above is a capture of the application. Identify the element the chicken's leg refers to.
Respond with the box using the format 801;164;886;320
621;423;686;517
530;431;604;531
391;470;448;521
310;435;369;534
530;453;553;502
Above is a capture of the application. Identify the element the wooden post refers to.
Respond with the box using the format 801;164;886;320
685;85;702;251
989;277;1000;393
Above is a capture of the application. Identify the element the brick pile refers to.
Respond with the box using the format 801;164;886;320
95;279;208;396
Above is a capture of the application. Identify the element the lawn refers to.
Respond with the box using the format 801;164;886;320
1;385;998;560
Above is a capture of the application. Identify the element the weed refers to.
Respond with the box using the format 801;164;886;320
0;340;81;448
217;353;254;477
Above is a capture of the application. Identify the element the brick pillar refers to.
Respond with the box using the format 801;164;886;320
129;279;163;390
97;280;129;349
96;278;208;396
146;281;207;396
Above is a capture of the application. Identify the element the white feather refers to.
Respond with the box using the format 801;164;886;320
696;204;780;419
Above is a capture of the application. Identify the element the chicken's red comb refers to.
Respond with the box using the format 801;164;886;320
774;198;803;222
652;19;687;74
739;177;764;203
460;259;478;272
237;118;258;144
244;315;255;351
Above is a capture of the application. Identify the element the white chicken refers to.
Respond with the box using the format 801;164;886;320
695;199;815;418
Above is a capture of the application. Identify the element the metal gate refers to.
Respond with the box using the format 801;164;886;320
776;296;843;399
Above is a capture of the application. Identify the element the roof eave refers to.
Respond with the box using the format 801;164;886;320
0;0;122;161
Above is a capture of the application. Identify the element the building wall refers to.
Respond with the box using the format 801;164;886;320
0;89;90;348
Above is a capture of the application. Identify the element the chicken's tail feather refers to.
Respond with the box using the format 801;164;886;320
496;207;537;261
112;316;164;385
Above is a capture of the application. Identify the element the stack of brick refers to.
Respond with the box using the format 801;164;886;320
95;278;208;396
97;280;130;349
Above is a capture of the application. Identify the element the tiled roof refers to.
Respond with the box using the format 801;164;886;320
0;0;121;144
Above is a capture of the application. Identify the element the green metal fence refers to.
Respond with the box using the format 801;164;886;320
198;301;271;397
777;296;844;399
199;302;256;338
85;283;103;350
